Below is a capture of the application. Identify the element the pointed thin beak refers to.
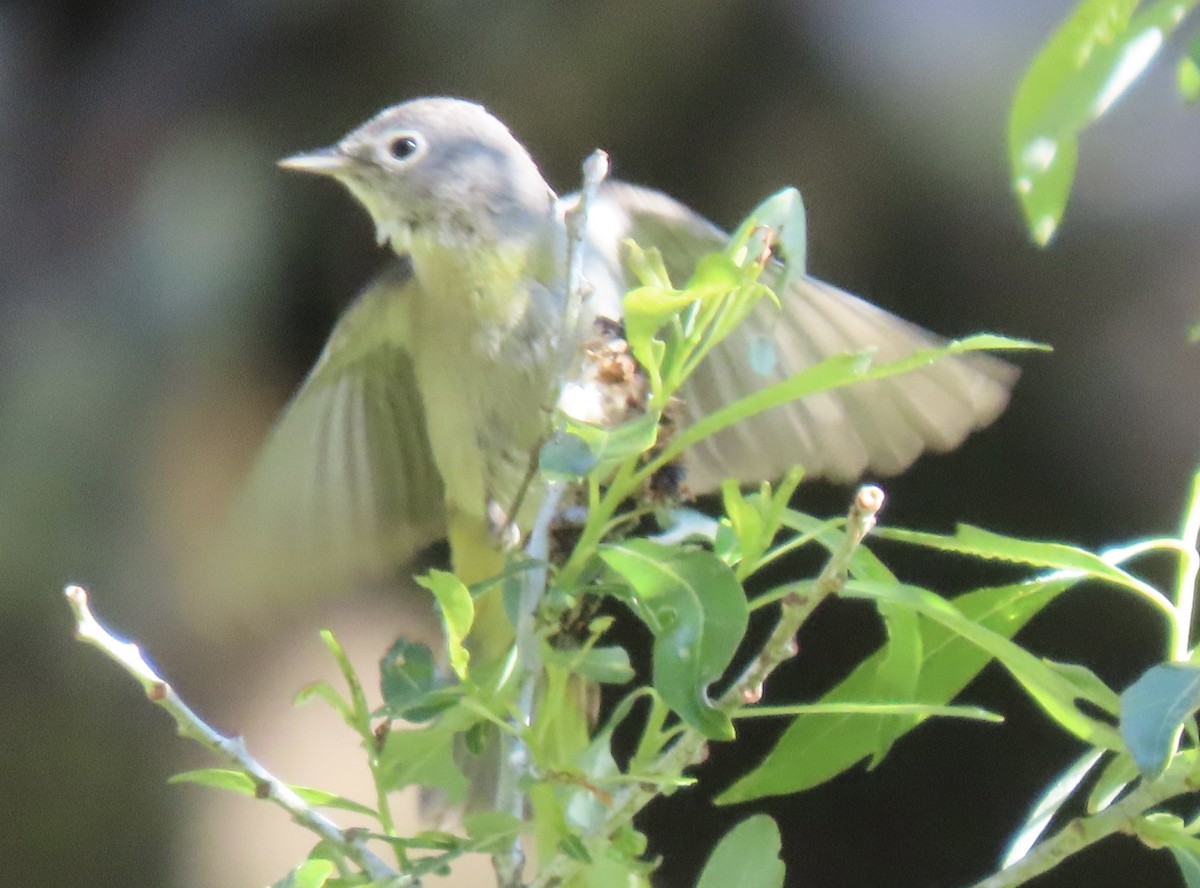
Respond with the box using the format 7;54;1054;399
278;146;348;175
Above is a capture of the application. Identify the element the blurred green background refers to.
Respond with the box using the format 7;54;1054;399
3;2;1198;886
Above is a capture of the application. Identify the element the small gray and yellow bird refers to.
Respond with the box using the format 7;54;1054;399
229;96;1015;660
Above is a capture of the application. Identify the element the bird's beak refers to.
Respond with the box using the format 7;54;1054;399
278;146;348;176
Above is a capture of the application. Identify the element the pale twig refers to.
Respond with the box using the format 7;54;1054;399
723;484;884;708
493;148;610;888
493;481;566;887
63;585;405;886
529;485;885;888
964;752;1200;888
559;148;610;377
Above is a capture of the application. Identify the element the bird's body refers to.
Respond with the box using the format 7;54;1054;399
230;96;1016;626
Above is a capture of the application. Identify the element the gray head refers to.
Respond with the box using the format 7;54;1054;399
281;97;556;254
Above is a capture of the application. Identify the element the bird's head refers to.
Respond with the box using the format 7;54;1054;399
280;97;557;255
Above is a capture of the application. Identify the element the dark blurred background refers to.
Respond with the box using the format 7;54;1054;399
3;1;1198;886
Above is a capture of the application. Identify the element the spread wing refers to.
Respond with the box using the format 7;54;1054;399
583;181;1018;490
210;259;446;619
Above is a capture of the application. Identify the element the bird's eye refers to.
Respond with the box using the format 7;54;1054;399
387;135;420;161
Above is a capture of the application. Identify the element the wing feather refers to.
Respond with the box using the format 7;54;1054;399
586;182;1017;491
211;260;445;618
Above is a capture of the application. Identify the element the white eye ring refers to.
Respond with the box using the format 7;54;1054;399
383;132;424;164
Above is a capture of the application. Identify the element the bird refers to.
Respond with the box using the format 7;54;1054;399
222;95;1017;655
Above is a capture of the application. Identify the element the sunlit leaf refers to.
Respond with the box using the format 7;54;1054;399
542;643;635;685
1043;659;1121;714
462;811;522;853
695;815;785;888
843;580;1121;747
600;540;749;739
168;769;377;817
662;334;1042;465
1169;843;1200;888
169;767;261;795
269;859;335;888
1087;751;1139;812
1137;813;1200;881
1180;51;1200;102
378;725;468;802
1010;0;1187;244
876;523;1165;607
868;597;923;766
561;411;659;468
727;187;807;297
719;578;1075;803
721;468;805;578
416;570;474;680
294;680;352;723
1002;749;1105;867
623;285;696;369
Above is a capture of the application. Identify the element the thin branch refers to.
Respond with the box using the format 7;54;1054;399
1172;467;1200;659
493;481;566;887
722;484;884;708
964;753;1200;888
529;485;885;888
493;148;610;888
559;148;610;377
63;585;406;886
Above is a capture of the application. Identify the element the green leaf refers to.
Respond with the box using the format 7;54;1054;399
416;570;474;680
269;859;335;888
868;596;923;767
1009;0;1186;244
542;643;635;685
317;629;372;731
1137;813;1200;874
780;508;898;583
290;788;377;818
1180;29;1200;102
623;241;674;289
719;578;1075;803
695;815;785;888
1180;52;1200;102
659;334;1042;468
1087;751;1139;812
600;540;749;740
169;768;261;795
720;481;765;571
169;769;379;817
375;628;468;722
731;187;808;280
1120;662;1200;777
1043;659;1120;715
378;638;441;717
378;725;469;803
1169;843;1200;888
462;811;522;853
721;468;805;577
623;283;698;374
876;523;1168;610
294;680;352;722
538;431;597;478
558;832;593;862
1002;748;1105;868
562;411;660;468
842;580;1122;747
